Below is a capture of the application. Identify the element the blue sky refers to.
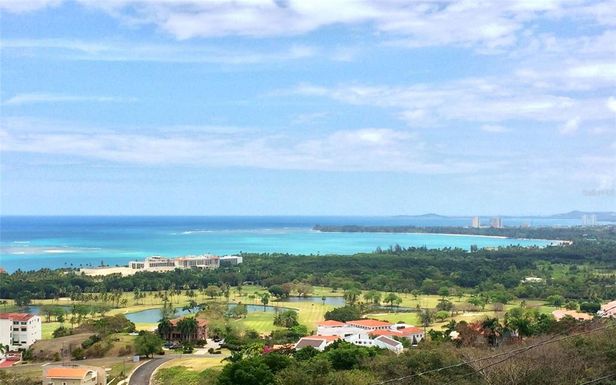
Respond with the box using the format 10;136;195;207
0;0;615;216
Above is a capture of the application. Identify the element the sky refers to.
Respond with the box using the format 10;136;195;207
0;0;615;216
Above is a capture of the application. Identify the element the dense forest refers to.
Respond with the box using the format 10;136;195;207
1;239;615;304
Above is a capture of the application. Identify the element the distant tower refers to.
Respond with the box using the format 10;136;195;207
582;214;597;226
471;216;480;228
490;217;503;229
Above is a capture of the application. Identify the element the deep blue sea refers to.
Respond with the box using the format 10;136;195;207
0;216;577;273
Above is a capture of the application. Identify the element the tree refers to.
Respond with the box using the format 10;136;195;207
438;286;450;298
157;318;173;340
217;357;274;385
134;331;163;358
343;289;361;306
436;299;454;311
325;306;361;322
435;310;449;322
363;291;381;305
420;309;434;328
546;295;565;307
481;317;504;346
268;285;289;299
274;310;299;328
177;317;199;342
260;293;270;310
294;283;313;297
580;302;600;314
205;285;221;299
383;293;402;310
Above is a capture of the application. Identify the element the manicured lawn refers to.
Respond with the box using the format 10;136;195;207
367;312;421;325
274;300;334;332
41;321;62;339
160;356;227;371
236;312;283;334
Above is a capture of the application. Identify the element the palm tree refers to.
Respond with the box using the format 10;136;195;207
157;318;173;340
177;317;198;343
260;293;270;310
481;317;503;346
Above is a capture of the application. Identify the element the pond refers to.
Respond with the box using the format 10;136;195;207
282;296;346;306
125;304;296;323
124;307;199;323
20;305;73;314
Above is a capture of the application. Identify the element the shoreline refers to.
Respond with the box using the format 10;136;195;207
314;229;567;245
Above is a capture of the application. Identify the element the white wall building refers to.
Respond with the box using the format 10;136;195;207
128;255;220;272
0;313;42;352
219;255;243;265
302;319;424;354
471;216;480;228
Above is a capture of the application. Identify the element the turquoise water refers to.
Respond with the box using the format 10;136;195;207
0;216;560;272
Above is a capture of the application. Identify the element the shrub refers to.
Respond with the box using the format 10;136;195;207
52;326;72;338
71;347;86;360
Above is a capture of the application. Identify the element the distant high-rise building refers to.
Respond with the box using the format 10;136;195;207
582;214;597;226
490;217;503;229
471;216;480;228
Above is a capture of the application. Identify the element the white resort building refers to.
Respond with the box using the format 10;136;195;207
295;319;425;354
128;255;221;272
0;313;42;353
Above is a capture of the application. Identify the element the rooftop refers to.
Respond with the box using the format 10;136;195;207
46;367;93;379
375;335;402;347
0;313;36;321
295;338;326;349
318;320;346;327
169;317;207;327
347;319;392;327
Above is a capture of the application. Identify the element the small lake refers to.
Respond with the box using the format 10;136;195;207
282;296;346;305
20;305;72;314
125;304;296;323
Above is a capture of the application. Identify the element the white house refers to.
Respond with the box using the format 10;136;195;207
293;335;339;351
299;319;421;354
0;313;42;352
373;335;404;354
316;320;365;337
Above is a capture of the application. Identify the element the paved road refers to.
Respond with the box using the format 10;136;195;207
129;356;175;385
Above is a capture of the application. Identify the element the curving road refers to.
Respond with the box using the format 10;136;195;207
128;356;176;385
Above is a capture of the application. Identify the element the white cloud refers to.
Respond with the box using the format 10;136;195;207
0;38;320;64
559;117;581;135
0;119;481;174
608;97;616;112
3;93;137;106
0;0;61;13
291;79;613;128
3;0;614;51
480;124;509;134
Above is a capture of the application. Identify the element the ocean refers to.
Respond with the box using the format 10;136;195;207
0;216;574;273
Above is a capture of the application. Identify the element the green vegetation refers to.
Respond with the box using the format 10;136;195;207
313;224;616;241
152;319;616;385
134;331;163;357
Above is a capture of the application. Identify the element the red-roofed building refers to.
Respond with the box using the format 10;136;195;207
294;335;340;351
160;317;208;342
43;364;106;385
317;320;346;327
0;313;41;352
347;319;392;330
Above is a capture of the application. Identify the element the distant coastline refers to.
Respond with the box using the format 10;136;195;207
312;224;579;244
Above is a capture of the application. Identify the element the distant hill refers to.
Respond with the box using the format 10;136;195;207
393;213;450;218
393;211;616;222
